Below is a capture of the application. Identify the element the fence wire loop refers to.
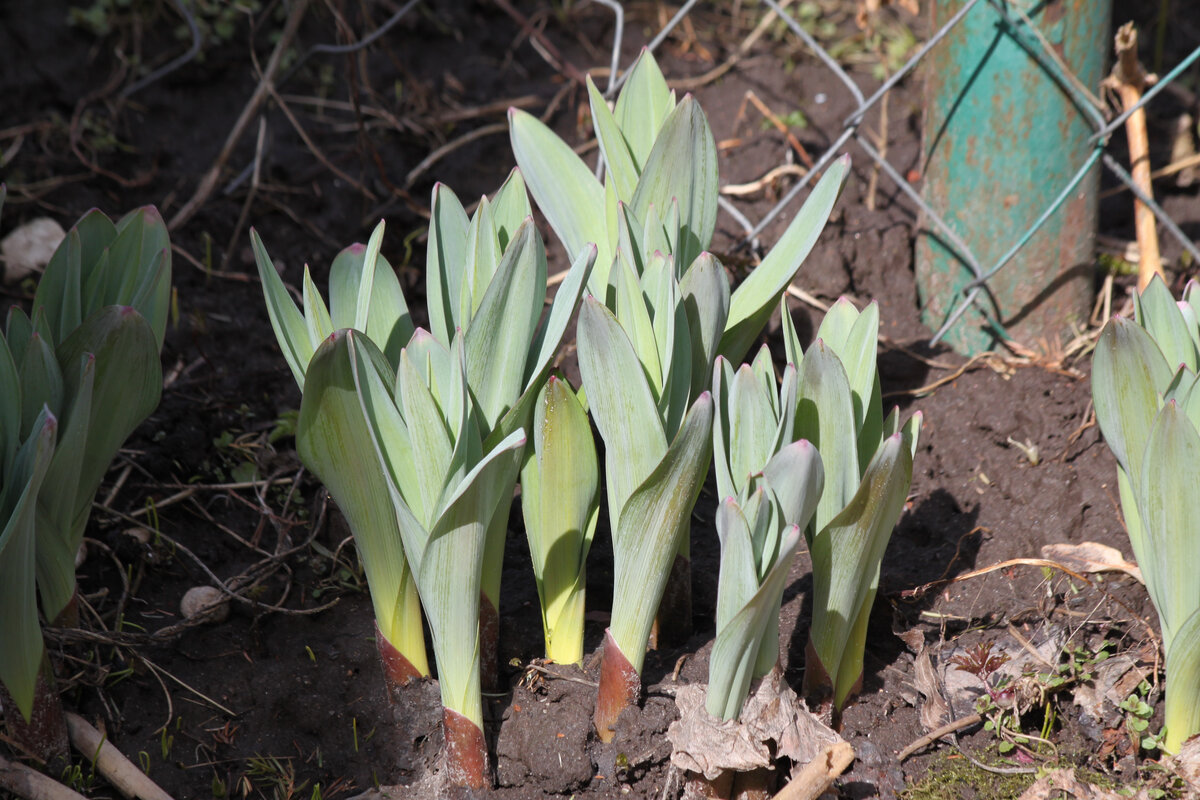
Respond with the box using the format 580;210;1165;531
588;1;1200;350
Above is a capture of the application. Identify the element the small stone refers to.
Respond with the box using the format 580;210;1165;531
1;217;66;284
181;586;230;624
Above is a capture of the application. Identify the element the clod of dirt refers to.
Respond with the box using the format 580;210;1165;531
1;216;64;283
179;586;229;623
666;670;842;781
495;679;593;792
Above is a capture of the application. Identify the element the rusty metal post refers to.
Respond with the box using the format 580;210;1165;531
917;0;1110;354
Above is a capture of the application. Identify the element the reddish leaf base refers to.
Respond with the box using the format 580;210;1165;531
480;591;499;692
650;554;692;650
801;637;861;727
683;768;773;800
0;661;69;769
375;623;424;700
594;629;642;743
442;707;489;791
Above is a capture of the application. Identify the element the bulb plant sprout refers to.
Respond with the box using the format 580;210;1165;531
1092;274;1200;752
781;297;920;711
255;176;592;787
254;223;430;688
511;48;850;658
0;193;169;761
306;329;525;789
509;48;849;367
708;348;824;721
519;375;599;665
425;169;595;686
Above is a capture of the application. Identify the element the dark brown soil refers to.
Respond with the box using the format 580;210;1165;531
2;2;1198;799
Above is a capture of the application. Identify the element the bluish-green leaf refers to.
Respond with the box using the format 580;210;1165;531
0;410;56;723
588;76;639;203
809;433;913;709
252;229;314;389
509;108;610;289
577;298;667;531
613;49;674;173
608;392;713;674
426;184;471;347
298;331;428;674
1092;317;1172;481
795;340;860;536
720;157;849;364
630;97;718;273
707;525;801;721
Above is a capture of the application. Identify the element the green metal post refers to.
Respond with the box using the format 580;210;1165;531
917;0;1110;354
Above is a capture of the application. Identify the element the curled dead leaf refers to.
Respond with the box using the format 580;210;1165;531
1040;542;1143;584
666;670;842;781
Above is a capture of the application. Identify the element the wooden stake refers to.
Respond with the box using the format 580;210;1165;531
1104;23;1162;292
770;741;854;800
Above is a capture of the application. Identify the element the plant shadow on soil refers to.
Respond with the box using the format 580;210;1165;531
2;1;1199;799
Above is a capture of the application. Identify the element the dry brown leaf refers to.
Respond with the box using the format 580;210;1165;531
666;670;842;781
1040;542;1144;584
1167;736;1200;793
1018;768;1148;800
913;646;950;733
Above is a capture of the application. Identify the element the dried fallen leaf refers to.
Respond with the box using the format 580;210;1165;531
1018;768;1147;800
666;670;842;781
1167;735;1200;792
1040;542;1143;584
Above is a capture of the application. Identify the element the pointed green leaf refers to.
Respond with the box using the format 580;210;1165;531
297;331;428;675
680;252;731;400
809;433;913;709
509;108;610;286
464;220;544;432
720;157;849;364
0;410;55;723
491;168;532;252
329;242;413;367
614;49;674;173
762;439;824;531
303;265;335;344
630;97;718;272
588;76;639;203
1092;317;1172;480
1139;401;1200;654
252;229;314;389
426;184;472;347
1163;607;1200;752
521;376;599;664
18;333;62;438
707;525;801;721
35;210;117;343
525;243;596;390
795;340;860;535
355;222;386;333
608;393;713;674
577;297;667;531
33;354;93;623
1137;274;1198;373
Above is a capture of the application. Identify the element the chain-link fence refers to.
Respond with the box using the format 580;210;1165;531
582;0;1200;349
144;0;1200;348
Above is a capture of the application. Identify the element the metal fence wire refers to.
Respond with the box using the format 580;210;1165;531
582;0;1200;347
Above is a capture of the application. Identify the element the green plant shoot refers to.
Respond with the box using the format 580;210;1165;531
1092;274;1200;752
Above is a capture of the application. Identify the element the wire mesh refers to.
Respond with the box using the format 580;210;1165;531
592;0;1200;347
